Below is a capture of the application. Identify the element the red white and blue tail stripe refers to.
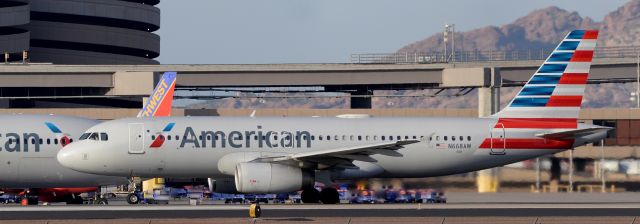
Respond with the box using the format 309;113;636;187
493;30;598;119
478;30;599;151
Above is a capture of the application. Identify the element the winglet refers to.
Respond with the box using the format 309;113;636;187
138;72;177;118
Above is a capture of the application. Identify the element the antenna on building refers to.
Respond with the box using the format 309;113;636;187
443;24;456;63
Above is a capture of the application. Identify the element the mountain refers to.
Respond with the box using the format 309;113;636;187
398;0;640;53
188;1;640;109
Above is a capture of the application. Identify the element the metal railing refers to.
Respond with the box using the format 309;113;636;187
350;46;640;64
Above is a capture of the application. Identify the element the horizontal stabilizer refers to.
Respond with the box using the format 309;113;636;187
535;126;612;140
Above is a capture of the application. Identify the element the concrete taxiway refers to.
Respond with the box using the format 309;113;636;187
1;203;640;220
1;193;640;223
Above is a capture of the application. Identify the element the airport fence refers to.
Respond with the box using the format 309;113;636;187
350;46;640;64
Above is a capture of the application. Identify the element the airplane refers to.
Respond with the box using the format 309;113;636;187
58;30;609;204
0;71;176;205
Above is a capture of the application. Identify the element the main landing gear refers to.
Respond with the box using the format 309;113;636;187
126;192;140;204
301;187;340;204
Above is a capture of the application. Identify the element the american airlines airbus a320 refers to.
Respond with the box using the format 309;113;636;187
58;30;609;204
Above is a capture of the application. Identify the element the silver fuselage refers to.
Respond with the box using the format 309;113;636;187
58;116;605;180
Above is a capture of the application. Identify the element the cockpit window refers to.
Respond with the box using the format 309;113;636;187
79;133;91;140
88;132;99;141
100;133;108;141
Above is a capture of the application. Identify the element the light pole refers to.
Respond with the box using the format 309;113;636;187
443;24;456;63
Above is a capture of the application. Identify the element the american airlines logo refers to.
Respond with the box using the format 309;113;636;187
0;122;69;153
179;125;312;149
149;122;175;148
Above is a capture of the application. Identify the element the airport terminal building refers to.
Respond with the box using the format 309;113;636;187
0;0;160;64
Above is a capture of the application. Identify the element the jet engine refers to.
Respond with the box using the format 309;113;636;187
235;162;314;193
208;178;239;194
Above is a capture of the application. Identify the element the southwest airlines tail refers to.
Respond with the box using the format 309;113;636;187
492;30;598;120
137;72;177;118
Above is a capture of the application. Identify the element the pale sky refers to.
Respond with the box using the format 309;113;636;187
156;0;629;64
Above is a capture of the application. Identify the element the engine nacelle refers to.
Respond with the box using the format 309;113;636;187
209;178;239;194
235;162;314;193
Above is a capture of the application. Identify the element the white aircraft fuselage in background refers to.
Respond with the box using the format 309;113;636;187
0;115;126;188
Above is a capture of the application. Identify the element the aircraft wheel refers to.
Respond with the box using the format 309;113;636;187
95;198;108;205
319;187;340;204
300;187;320;204
126;193;140;204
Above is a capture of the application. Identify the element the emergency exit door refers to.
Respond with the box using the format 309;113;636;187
490;123;506;155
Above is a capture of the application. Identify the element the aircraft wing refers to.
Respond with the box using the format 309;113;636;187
137;71;177;118
535;127;612;140
252;140;419;169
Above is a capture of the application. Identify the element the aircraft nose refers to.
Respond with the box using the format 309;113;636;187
56;143;84;170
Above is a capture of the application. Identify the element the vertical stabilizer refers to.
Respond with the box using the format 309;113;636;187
137;72;177;117
492;30;598;120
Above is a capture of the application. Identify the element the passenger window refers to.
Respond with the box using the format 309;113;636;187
70;138;73;143
381;136;385;141
350;135;354;141
151;135;156;140
176;135;180;140
358;136;362;141
207;135;211;140
38;139;42;144
413;136;417;139
31;139;35;144
100;133;108;141
334;135;339;140
429;137;432;141
54;139;58;145
467;136;471;141
374;136;378;141
444;136;448;141
459;136;463;141
436;136;440;141
47;138;50;144
366;136;370;141
198;135;202;140
404;136;408;140
397;136;401;140
168;135;172;141
319;136;323;141
311;136;315;140
390;136;394;140
326;135;330;141
452;136;456;141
